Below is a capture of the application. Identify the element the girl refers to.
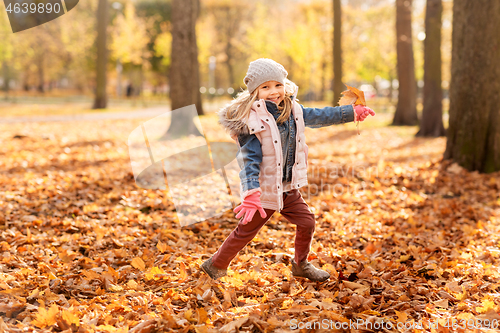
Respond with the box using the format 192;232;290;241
201;58;375;282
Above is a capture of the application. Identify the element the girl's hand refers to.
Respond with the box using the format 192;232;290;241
234;192;267;225
354;105;376;122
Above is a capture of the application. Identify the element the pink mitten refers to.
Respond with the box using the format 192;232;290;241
234;192;267;225
354;105;376;121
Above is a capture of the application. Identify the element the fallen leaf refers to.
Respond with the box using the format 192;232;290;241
32;304;59;329
131;257;146;271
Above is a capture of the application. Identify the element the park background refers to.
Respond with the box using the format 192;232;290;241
0;0;500;332
1;0;446;118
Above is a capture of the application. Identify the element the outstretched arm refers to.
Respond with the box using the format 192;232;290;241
301;104;375;128
301;104;355;128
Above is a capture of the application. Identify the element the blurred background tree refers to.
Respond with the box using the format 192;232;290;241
163;0;203;139
444;0;500;172
393;0;418;126
0;0;421;106
0;7;13;98
333;0;342;105
0;0;455;130
110;1;151;97
416;0;445;137
93;0;109;109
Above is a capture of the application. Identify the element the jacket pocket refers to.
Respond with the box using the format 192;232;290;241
247;112;266;135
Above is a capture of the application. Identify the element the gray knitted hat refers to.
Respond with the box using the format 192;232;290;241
243;58;288;93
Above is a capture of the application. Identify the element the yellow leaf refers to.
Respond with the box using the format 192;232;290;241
32;304;59;328
184;309;196;322
131;257;146;271
398;255;411;262
197;308;208;324
476;298;497;313
145;266;166;280
60;308;80;327
157;241;168;253
220;276;244;288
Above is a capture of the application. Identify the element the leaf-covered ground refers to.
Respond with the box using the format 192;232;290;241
0;113;499;332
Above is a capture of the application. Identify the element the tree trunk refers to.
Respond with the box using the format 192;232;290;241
443;1;500;173
37;56;44;93
333;0;342;106
416;0;445;137
93;0;108;109
393;0;418;125
165;0;203;139
2;61;9;95
320;60;326;101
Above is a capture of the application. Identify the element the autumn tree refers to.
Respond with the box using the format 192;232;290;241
342;2;396;98
244;2;280;62
443;1;500;172
12;21;66;93
204;0;248;91
136;1;172;91
333;0;342;105
416;0;445;137
93;0;109;109
393;0;418;125
110;2;150;96
274;1;331;100
0;8;13;97
164;0;203;139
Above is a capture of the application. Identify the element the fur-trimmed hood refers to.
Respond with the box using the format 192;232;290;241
217;104;252;139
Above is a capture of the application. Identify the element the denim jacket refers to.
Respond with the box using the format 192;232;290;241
236;102;354;192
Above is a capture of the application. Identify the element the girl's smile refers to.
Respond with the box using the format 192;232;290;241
257;81;285;105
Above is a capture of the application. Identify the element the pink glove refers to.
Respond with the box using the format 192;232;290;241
354;105;376;121
234;192;267;225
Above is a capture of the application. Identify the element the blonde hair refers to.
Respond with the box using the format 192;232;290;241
223;79;298;131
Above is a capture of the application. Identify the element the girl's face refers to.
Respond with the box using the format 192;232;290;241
257;81;285;105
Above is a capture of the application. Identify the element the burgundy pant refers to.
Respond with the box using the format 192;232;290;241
211;189;316;269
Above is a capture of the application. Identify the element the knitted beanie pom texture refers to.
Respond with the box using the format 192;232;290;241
244;58;288;93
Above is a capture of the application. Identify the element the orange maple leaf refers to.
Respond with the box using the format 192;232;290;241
32;304;59;329
338;84;366;106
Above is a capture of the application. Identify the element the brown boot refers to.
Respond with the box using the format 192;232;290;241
201;257;227;280
292;260;330;282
